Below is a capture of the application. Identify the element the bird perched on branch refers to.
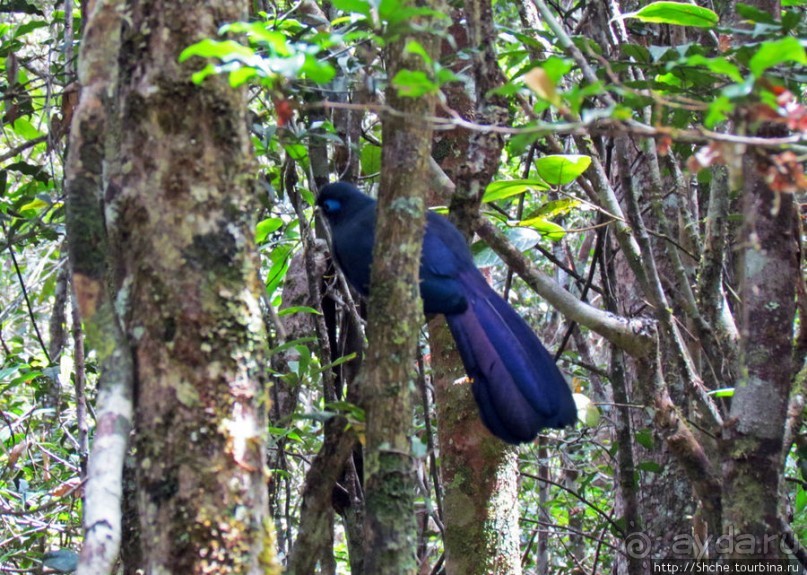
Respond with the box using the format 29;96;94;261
316;181;576;444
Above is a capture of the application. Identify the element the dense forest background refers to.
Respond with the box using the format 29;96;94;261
1;0;806;574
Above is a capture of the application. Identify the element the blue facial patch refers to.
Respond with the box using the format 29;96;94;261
323;198;342;213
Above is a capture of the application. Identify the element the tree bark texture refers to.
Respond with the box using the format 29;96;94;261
361;2;442;573
101;1;279;572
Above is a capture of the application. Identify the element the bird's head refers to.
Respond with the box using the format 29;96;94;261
316;181;375;226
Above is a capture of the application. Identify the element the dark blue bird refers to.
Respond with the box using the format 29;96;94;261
316;181;576;444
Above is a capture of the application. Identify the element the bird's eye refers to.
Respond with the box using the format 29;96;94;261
322;198;341;213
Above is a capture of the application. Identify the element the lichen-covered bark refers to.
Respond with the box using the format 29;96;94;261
99;1;279;573
722;145;798;557
427;2;524;573
429;319;522;575
361;2;442;572
719;0;799;558
64;1;133;573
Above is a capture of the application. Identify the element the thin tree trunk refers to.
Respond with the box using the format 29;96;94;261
361;2;442;572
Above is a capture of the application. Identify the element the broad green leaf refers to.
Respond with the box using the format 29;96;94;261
635;429;654;450
221;22;291;55
623;1;719;28
683;55;743;83
529;198;581;219
637;460;664;473
13;20;48;39
622;44;652;64
191;63;217;84
179;39;255;62
534;155;591;186
228;66;258;87
749;37;807;77
404;40;433;65
360;144;381;177
518;216;566;241
11;117;43;140
391;69;437;97
19;197;48;212
735;2;777;24
482;179;549;203
256;217;283;243
705;95;733;128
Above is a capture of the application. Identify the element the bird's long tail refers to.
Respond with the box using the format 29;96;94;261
445;271;577;444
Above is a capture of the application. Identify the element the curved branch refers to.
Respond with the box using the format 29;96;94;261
474;217;655;358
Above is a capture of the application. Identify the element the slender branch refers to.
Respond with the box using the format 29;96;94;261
475;217;655;357
2;221;52;363
0;135;49;163
313;100;805;149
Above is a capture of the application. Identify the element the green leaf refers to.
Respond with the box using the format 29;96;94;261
622;1;719;28
683;55;743;83
708;387;735;398
221;22;291;55
19;197;49;212
517;217;566;241
360;144;381;177
11;117;43;140
705;95;734;128
228;66;258;87
635;429;654;450
256;217;283;243
403;39;433;65
301;56;336;84
331;0;372;17
637;460;664;473
749;37;807;77
735;3;777;24
482;179;549;203
529;198;581;219
179;39;255;63
13;20;48;39
391;69;437;97
534;155;591;186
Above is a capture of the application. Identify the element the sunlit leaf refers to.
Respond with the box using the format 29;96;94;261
482;179;549;203
256;217;283;244
360;144;381;177
518;216;566;241
534;155;591;186
529;198;581;219
622;1;719;28
11;117;43;140
749;37;807;77
391;69;437;97
332;0;373;17
179;39;255;63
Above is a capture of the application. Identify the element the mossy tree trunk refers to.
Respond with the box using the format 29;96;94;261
77;1;281;572
361;2;443;572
